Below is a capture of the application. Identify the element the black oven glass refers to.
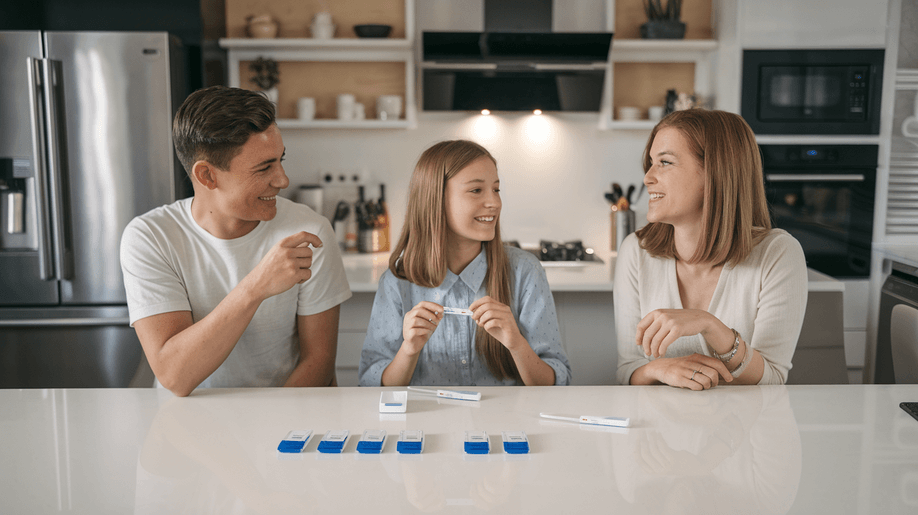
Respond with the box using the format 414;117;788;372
742;49;884;135
761;145;877;278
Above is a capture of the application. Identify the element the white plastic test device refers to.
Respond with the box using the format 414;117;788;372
407;386;481;402
539;413;631;428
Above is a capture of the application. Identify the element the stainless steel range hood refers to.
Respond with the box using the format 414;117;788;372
421;0;613;113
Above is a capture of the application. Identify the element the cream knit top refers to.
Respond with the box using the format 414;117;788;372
614;229;808;385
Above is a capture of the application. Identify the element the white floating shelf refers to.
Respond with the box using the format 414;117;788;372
219;38;412;51
611;39;718;51
276;119;411;130
606;120;657;130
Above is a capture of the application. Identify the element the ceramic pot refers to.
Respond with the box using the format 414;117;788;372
247;15;279;38
640;20;686;39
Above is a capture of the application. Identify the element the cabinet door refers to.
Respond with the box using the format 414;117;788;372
740;0;888;48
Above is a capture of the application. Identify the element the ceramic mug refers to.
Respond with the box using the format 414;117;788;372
337;94;355;121
310;22;335;39
617;106;640;121
297;97;316;120
648;106;665;122
353;102;365;121
376;95;402;121
313;11;332;25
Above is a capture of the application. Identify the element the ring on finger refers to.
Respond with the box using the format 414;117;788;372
690;370;699;381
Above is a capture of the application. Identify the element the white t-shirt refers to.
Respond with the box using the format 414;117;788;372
614;229;808;385
120;196;352;388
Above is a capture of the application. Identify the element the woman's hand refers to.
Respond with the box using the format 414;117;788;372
469;296;524;351
636;308;726;358
401;301;443;356
642;354;732;390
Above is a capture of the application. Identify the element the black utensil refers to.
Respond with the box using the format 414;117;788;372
333;201;350;223
604;192;619;204
612;182;624;199
626;184;635;204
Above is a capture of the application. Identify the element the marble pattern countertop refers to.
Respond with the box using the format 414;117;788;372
342;252;842;293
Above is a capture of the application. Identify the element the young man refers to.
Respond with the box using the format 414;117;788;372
120;86;351;396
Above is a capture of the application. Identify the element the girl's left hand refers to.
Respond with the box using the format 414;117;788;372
636;309;718;358
469;296;523;351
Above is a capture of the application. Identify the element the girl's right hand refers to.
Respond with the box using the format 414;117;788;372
402;301;444;356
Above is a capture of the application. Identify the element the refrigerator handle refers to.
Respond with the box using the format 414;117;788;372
41;58;72;280
25;57;55;281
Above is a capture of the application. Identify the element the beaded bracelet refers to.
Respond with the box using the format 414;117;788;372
730;337;754;378
712;329;740;363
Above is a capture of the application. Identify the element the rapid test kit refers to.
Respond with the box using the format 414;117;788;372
539;412;631;428
407;386;482;402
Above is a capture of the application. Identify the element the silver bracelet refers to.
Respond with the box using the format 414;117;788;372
730;336;753;378
711;329;739;363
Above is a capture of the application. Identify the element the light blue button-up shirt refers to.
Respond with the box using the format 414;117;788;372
359;246;572;386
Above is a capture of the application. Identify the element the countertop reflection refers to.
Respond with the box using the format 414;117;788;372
1;385;917;514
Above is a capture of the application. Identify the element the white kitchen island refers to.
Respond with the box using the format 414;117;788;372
337;253;847;386
2;384;917;514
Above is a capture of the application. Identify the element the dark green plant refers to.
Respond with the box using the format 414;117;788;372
644;0;682;21
249;57;279;90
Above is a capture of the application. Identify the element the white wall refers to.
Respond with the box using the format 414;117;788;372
279;113;651;251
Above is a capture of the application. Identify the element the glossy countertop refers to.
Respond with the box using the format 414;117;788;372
874;244;918;270
2;385;916;514
342;252;843;293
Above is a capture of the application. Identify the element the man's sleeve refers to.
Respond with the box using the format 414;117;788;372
120;218;191;326
296;217;352;316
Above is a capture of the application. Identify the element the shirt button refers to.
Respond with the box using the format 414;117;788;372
461;359;467;364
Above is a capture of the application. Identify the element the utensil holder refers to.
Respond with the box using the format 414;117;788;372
358;228;387;253
611;208;635;251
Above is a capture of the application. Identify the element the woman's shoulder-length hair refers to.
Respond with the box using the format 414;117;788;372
635;109;772;267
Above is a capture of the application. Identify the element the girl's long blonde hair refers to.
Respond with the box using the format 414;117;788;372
390;140;519;382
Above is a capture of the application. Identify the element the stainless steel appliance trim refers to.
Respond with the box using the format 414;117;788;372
765;174;865;182
0;317;130;327
421;62;498;70
25;57;54;280
41;58;69;280
532;63;606;71
6;191;24;234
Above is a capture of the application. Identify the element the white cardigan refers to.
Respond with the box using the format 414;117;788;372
614;229;808;385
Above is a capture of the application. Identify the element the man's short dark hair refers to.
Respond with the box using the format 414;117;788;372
172;86;275;175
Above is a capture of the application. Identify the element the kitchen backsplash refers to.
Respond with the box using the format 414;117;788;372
280;112;651;252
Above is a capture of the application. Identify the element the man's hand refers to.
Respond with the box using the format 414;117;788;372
245;231;322;301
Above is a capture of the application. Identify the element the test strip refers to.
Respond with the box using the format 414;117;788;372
539;412;631;428
316;430;349;453
277;430;312;453
396;430;424;454
464;431;490;454
408;387;482;402
356;430;386;454
501;431;530;454
443;306;473;316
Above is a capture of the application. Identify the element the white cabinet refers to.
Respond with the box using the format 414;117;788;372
603;39;719;129
219;0;416;129
739;0;888;49
842;279;870;383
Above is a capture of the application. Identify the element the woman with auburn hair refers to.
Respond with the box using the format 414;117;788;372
359;140;571;386
615;109;807;388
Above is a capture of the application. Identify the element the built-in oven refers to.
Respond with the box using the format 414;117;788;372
742;49;884;135
761;144;877;278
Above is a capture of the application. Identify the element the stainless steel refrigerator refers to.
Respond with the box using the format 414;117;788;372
0;31;187;387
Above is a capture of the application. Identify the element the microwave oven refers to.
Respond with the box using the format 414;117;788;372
741;49;884;135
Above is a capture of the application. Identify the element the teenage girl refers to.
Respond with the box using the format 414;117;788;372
359;140;571;386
